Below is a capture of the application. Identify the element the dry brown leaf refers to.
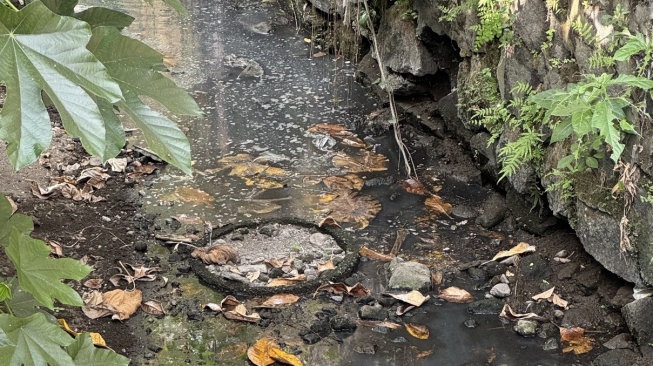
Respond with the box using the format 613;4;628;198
332;151;388;173
239;200;282;214
532;287;555;301
106;158;128;172
499;304;546;321
384;290;430;307
404;323;430;339
265;258;284;269
191;244;238;265
257;294;300;308
141;300;165;317
248;338;276;366
77;167;110;188
317;260;335;273
216;153;288;189
491;242;536;261
416;350;433;359
532;287;569;309
552;293;569;309
308;123;366;149
317;216;342;228
396;304;416;316
83;278;103;289
431;271;443;286
81;291;114;319
267;275;307;287
220;295;261;323
357;320;402;329
560;327;593;354
102;289;142;320
322;174;365;191
424;195;452;215
359;246;394;262
161;186;215;205
319;191;381;229
314;282;370;298
402;179;429;195
48;241;63;257
438;286;474;303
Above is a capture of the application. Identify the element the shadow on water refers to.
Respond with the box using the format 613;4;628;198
82;0;590;364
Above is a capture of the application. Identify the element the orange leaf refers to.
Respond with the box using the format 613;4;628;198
560;327;593;355
404;323;430;339
402;179;428;195
247;338;276;366
359;246;394;261
424;195;452;215
269;347;303;366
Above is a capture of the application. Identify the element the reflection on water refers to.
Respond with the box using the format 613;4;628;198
81;1;588;365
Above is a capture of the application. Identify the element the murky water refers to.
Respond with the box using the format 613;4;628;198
82;0;588;364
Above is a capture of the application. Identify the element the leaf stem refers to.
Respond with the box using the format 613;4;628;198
3;0;19;12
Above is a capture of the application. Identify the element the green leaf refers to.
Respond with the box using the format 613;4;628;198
75;7;135;30
586;156;599;169
3;280;41;318
529;88;569;109
0;327;8;348
118;90;192;175
550;119;573;143
94;96;126;159
5;229;92;309
0;313;75;366
570;109;592;136
592;100;624;162
611;74;653;90
0;2;123;169
88;26;202;115
0;194;34;245
0;282;11;302
619;119;638;134
66;333;129;366
557;154;575;170
144;0;189;16
39;0;77;15
613;38;647;61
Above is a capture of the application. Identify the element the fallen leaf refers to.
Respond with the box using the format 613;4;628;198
424;195;452;215
216;153;288;189
416;350;433;359
312;51;327;57
396;304;416;316
191;244;239;265
431;271;443;286
532;287;569;309
257;294;300;307
319;191;381;229
499;304;546;321
57;319;107;347
48;241;63;257
141;300;165;317
110;263;160;287
107;158;128;172
323;174;365;191
532;287;555;301
308;123;366;149
267;275;307;287
402;179;429;195
405;323;429;339
332;151;388;173
220;295;261;323
317;260;335;273
317;216;341;228
314;282;370;298
247;270;261;282
491;242;536;261
81;291;114;319
248;338;276;366
359;246;394;261
102;289;142;320
560;327;593;354
438;286;474;303
239;200;282;214
77;167;110;188
384;290;430;307
552;293;569;309
269;347;303;366
83;278;104;289
357;320;402;329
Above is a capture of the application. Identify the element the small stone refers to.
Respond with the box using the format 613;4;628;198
220;272;249;284
101;216;111;222
554;250;568;257
177;264;191;274
388;260;431;291
332;256;344;265
592;349;642;366
468;298;504;315
557;262;579;280
259;226;277;237
268;268;284;278
236;264;268;274
292;260;305;271
391;337;407;343
371;325;389;334
143;352;155;360
538;323;559;339
554;310;564;318
482;261;507;277
378;297;398;307
463;319;479;328
310;232;334;246
148;344;163;353
187;310;204;321
258;273;269;283
300;332;321;345
622;298;653;347
490;283;511;298
467;267;488;281
134;242;148;252
543;338;559;351
330;295;344;303
354;344;377;354
359;304;388;321
330;316;357;332
603;333;635;350
513;320;538;337
230;233;244;241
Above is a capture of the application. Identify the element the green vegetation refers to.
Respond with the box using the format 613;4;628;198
438;0;513;50
0;0;199;364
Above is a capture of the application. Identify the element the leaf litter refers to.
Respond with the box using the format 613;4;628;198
203;295;261;323
317;190;381;229
248;337;303;366
437;287;474;303
532;287;569;309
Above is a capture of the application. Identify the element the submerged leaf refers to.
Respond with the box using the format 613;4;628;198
404;323;429;339
161;187;215;205
216;153;288;188
560;327;593;354
319;191;381;229
323;174;365;191
332;151;388;173
359;246;394;262
191;245;238;265
424;195;452;215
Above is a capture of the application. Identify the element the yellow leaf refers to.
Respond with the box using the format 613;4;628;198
58;319;76;337
404;323;429;339
248;338;276;366
491;242;536;261
102;289;142;320
269;347;303;366
89;332;107;348
438;286;474;303
304;38;311;43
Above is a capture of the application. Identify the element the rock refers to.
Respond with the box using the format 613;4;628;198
463;319;479;328
391;337;408;343
300;332;321;345
177;263;191;274
187;310;203;322
475;193;508;228
259;226;277;237
519;254;552;281
603;333;636;350
371;325;389;334
378;297;398;307
467;267;488;282
220;271;250;284
330;316;357;332
309;232;333;247
592;349;642;366
359;304;388;321
387;260;431;291
481;261;507;277
576;267;601;293
557;262;579;280
354;343;377;354
376;6;450;76
543;338;559;351
236;264;268;274
452;205;478;219
513;320;538;337
562;306;602;329
490;283;511;298
611;286;634;307
467;298;504;315
622;298;653;346
134;242;148;252
268;268;284;278
309;318;331;338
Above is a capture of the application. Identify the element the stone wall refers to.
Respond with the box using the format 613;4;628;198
296;0;653;288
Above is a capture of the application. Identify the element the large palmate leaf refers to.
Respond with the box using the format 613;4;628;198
0;1;123;170
65;333;129;366
0;313;75;366
0;195;33;244
38;0;135;29
5;229;92;309
87;26;199;174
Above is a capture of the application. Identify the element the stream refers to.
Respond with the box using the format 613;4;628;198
82;0;590;365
